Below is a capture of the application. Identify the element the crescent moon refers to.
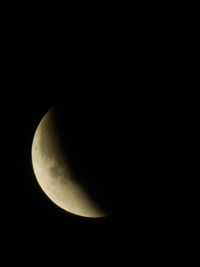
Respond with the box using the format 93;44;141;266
31;107;107;218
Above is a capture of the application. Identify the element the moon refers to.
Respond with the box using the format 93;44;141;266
31;105;116;218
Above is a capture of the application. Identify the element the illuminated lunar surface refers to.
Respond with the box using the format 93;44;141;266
31;108;107;218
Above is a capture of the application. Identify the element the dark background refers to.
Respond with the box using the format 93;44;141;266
0;16;176;263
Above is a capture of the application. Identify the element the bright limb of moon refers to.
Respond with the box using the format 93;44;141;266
31;108;107;218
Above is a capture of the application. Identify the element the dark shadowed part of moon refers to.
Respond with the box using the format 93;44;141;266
32;100;121;217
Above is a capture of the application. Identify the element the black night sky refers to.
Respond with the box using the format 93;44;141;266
1;24;173;262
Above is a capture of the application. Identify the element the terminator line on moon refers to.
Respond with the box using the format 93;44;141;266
31;107;109;218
